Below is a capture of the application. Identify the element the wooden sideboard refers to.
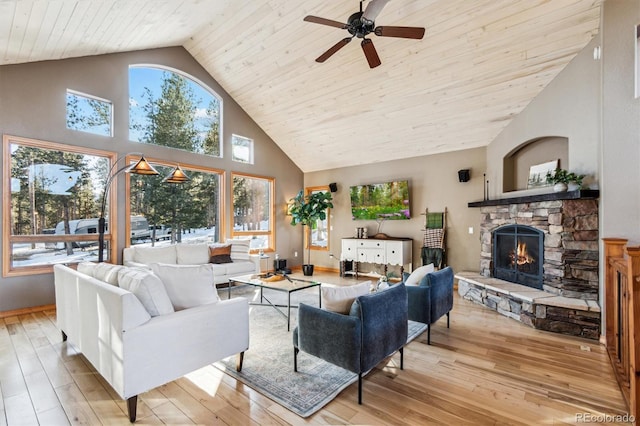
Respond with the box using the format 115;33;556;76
340;237;412;278
603;238;640;420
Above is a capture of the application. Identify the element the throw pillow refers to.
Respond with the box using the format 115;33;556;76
176;243;210;265
404;263;435;286
209;244;233;264
117;268;175;317
150;263;219;310
229;238;251;261
321;281;371;314
93;263;126;286
134;245;176;265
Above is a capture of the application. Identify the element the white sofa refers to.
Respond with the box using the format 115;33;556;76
53;262;249;422
122;240;260;285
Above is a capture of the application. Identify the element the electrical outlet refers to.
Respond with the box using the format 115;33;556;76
468;227;474;234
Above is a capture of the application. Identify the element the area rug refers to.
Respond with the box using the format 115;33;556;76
215;286;428;418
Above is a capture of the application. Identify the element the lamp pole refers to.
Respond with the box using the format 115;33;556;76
97;154;158;262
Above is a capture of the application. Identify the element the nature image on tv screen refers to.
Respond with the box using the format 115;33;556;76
350;180;410;220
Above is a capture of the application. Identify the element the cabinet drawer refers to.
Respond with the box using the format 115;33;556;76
358;248;385;264
342;239;358;260
357;240;384;250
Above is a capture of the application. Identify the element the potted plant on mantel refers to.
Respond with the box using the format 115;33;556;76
546;168;585;192
288;190;334;276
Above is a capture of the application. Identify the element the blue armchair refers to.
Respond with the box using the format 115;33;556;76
293;283;408;404
404;266;454;344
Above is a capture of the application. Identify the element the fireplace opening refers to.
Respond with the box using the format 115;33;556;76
493;225;544;289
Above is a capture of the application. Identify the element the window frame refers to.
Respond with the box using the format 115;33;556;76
306;186;331;253
2;134;117;277
231;134;254;164
125;158;226;247
66;89;114;137
230;171;275;252
128;64;224;157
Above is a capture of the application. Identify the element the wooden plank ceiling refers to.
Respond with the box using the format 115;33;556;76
0;1;602;172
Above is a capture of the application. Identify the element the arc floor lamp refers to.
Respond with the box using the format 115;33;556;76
98;154;190;262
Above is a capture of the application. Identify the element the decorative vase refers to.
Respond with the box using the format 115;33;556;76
567;181;580;191
553;182;568;192
302;264;314;276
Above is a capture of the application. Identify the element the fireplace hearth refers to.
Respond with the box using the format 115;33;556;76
493;225;543;289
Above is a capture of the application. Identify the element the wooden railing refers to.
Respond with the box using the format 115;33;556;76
603;238;640;420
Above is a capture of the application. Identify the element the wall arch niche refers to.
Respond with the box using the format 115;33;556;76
503;136;568;192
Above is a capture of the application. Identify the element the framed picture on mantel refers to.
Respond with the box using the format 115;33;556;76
527;160;558;189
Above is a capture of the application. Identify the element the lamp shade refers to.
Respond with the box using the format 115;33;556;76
163;165;191;183
128;156;159;175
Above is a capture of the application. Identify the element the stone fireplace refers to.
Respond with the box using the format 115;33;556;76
457;190;601;339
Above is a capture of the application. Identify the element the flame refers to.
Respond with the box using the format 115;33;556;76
509;242;535;266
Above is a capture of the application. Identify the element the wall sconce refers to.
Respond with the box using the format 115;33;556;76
285;201;293;216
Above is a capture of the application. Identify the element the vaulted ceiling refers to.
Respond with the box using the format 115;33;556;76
0;1;602;172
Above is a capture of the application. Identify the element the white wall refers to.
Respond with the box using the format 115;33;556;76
486;37;602;199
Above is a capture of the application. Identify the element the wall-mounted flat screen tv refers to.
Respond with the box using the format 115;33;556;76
350;180;410;220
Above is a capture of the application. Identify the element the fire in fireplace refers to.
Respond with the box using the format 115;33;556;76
493;225;544;289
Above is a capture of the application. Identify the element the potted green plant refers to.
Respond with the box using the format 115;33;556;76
566;172;585;191
546;168;570;192
546;168;585;192
288;190;333;276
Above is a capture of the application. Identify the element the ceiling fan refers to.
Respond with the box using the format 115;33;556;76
303;0;425;68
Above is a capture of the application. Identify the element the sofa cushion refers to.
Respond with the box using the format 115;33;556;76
176;243;210;265
229;238;251;261
404;263;435;286
117;268;175;317
209;244;233;264
150;263;219;310
77;262;98;277
321;281;371;314
134;245;176;265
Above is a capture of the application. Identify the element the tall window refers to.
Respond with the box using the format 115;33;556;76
128;161;224;246
128;66;222;157
66;90;113;137
231;173;274;251
306;186;331;251
231;134;254;164
3;135;114;276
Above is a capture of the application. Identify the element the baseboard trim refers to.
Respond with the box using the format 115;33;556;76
289;265;340;274
0;304;56;319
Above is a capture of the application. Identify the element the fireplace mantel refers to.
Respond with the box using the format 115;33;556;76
468;189;599;208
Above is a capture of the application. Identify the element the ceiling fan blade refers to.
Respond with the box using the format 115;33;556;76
303;15;348;29
374;26;425;39
361;39;381;68
362;0;391;22
316;38;352;63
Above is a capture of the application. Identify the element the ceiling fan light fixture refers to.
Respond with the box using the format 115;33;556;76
303;0;425;68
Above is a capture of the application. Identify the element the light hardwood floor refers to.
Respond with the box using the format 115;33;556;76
0;275;630;425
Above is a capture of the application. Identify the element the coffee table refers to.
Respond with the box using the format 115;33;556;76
228;274;322;331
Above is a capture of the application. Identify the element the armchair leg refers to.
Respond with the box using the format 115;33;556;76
127;396;137;423
427;325;431;345
236;351;244;372
358;373;363;405
399;347;404;370
447;312;450;328
294;347;299;372
61;331;67;342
